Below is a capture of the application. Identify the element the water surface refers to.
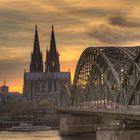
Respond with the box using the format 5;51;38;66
0;130;96;140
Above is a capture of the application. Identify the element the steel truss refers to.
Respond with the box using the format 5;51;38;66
72;47;140;106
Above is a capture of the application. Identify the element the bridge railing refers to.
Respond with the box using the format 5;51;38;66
69;105;140;116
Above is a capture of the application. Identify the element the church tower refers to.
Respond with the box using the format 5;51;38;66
45;25;60;72
30;25;43;72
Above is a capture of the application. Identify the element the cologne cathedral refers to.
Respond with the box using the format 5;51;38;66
23;25;71;105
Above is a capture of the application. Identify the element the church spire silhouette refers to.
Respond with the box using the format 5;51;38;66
45;25;60;72
30;25;43;72
50;25;57;56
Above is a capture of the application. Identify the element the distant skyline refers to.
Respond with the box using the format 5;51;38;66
0;0;140;92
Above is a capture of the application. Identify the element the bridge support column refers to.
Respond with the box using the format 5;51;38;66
97;130;140;140
60;115;97;135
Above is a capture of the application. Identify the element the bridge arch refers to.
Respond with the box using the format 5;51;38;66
72;47;140;107
118;47;140;105
59;84;71;107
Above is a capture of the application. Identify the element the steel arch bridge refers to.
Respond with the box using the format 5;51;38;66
72;47;140;107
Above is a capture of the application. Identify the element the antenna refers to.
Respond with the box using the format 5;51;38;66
4;80;5;86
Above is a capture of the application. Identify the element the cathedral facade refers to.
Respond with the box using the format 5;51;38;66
23;25;71;106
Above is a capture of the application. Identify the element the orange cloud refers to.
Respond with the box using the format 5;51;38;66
0;0;140;92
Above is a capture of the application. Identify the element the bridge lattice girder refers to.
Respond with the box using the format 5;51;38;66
60;84;71;107
72;47;140;106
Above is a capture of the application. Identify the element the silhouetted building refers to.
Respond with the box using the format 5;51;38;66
0;92;22;103
45;25;60;72
23;25;71;105
30;25;43;72
0;81;22;103
0;80;9;94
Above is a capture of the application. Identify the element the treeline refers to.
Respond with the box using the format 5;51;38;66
0;101;36;121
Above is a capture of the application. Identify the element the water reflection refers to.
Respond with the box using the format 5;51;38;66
0;130;96;140
61;134;96;140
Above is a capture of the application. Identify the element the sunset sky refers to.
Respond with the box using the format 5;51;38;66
0;0;140;93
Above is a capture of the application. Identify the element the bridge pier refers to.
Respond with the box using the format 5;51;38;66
60;114;97;135
97;130;140;140
96;116;140;140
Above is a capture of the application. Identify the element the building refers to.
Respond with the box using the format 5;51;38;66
23;25;71;106
0;81;22;103
0;80;9;94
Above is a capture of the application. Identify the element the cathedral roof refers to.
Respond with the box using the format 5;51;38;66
25;73;43;80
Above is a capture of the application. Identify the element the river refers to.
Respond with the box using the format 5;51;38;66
0;130;96;140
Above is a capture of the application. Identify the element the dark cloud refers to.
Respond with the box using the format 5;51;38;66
121;0;140;4
68;8;123;19
0;59;27;81
0;0;140;91
0;3;86;49
87;24;140;44
109;16;140;28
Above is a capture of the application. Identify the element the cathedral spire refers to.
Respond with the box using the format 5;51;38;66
45;48;51;73
33;25;40;54
45;25;60;72
30;25;43;72
50;25;57;56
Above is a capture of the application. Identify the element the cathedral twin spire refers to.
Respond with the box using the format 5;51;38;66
30;25;60;73
45;25;60;72
30;25;43;72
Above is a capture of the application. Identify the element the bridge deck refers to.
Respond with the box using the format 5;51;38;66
58;107;140;120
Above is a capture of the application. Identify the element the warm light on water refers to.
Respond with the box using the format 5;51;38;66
0;130;96;140
0;130;59;140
